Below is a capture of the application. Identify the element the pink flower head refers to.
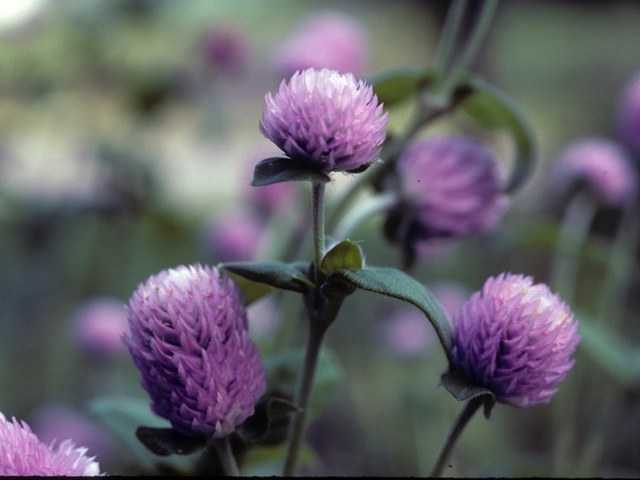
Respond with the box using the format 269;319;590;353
202;210;264;262
617;71;640;155
202;25;249;74
0;411;103;476
260;68;388;174
554;137;637;206
123;264;267;437
274;11;369;77
450;273;581;408
392;136;507;241
72;297;130;360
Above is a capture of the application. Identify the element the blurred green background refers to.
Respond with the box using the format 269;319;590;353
1;0;640;476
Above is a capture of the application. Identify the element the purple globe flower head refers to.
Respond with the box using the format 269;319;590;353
260;68;388;174
72;296;130;360
123;264;267;437
202;209;264;262
379;307;434;359
0;411;103;476
617;71;640;155
394;135;508;241
274;11;369;78
553;137;638;207
450;273;581;408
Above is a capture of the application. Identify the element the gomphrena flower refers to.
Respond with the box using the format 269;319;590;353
72;296;130;360
0;411;103;476
450;273;581;408
123;264;267;437
273;11;369;77
553;137;637;207
392;135;507;241
617;71;640;155
259;68;388;174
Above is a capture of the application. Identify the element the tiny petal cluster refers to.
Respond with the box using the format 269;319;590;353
72;296;130;360
394;136;507;240
260;68;388;174
274;11;369;77
0;411;103;476
617;71;640;155
554;137;638;206
123;264;267;437
450;273;581;408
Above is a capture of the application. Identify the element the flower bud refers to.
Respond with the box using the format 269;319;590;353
0;411;103;476
72;297;129;360
260;68;388;174
450;273;581;408
123;264;267;437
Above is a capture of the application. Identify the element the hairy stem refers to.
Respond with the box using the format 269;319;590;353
312;183;326;284
215;436;240;477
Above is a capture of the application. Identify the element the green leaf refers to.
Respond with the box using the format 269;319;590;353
264;347;342;421
226;271;273;306
251;157;331;186
135;427;207;456
321;267;452;355
320;240;363;276
371;68;435;107
236;396;299;446
440;371;496;418
223;261;314;294
454;75;537;193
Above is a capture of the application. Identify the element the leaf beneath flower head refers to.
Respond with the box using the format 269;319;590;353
135;426;207;456
236;396;300;446
453;74;537;193
251;157;331;186
440;371;496;419
321;266;453;355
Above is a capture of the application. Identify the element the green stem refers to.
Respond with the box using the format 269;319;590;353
282;319;328;476
312;183;326;285
441;0;500;96
430;396;483;477
215;436;240;476
597;198;640;326
549;191;598;304
433;0;470;77
332;191;400;241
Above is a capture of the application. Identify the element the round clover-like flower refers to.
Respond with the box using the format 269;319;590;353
391;136;507;241
450;273;581;408
617;71;640;155
553;137;637;207
0;411;103;476
123;264;267;437
259;68;388;174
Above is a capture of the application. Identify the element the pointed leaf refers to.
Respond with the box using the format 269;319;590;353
440;371;497;419
320;240;363;276
251;157;331;186
223;261;314;294
136;426;207;456
236;396;299;446
454;75;536;193
322;267;452;354
371;68;436;106
226;271;273;306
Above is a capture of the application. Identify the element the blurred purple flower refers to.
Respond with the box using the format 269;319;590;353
260;68;388;174
450;273;581;408
379;308;434;358
0;411;103;476
202;209;264;262
554;137;638;206
394;136;507;241
30;405;117;470
617;71;640;155
202;25;249;74
72;297;129;360
274;11;369;77
123;264;267;437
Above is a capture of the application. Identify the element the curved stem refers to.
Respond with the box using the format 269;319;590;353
430;396;483;477
549;191;598;304
433;0;470;76
312;183;326;284
215;435;240;476
332;191;400;241
283;320;328;476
